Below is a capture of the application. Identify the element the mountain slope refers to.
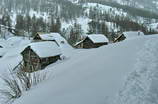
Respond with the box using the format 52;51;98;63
12;35;158;104
79;0;158;13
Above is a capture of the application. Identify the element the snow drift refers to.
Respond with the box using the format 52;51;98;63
11;35;158;104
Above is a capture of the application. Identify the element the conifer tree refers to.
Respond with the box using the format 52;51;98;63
15;15;24;31
50;16;55;32
56;17;61;33
31;15;38;36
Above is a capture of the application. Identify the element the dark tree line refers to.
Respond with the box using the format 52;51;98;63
0;0;84;22
87;7;149;34
13;14;61;37
0;14;12;28
79;0;158;19
68;23;83;45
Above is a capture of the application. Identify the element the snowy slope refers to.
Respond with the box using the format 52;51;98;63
11;35;158;104
115;35;158;104
114;0;158;12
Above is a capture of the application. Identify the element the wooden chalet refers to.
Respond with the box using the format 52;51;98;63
21;41;61;72
75;34;109;49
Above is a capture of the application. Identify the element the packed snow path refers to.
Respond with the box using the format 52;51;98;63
116;36;158;104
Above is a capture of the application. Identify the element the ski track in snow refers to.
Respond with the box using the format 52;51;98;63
115;36;158;104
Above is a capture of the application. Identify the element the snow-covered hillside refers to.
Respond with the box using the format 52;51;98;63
83;3;127;16
114;0;158;12
6;34;158;104
1;0;158;40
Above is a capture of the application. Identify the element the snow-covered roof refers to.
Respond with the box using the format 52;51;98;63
37;33;64;42
87;34;109;43
37;33;54;41
36;32;68;45
28;41;61;58
50;33;67;44
74;34;108;46
123;31;144;39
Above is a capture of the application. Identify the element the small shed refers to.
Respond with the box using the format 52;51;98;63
21;41;61;72
75;34;109;49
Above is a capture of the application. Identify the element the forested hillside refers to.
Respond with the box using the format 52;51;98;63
0;0;158;45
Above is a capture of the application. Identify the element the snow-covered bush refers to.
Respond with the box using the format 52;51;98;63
0;74;22;104
0;67;48;104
